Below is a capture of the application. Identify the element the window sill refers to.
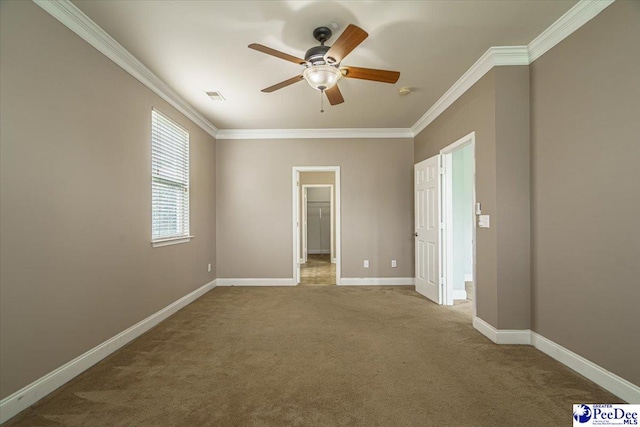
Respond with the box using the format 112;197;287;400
151;236;194;248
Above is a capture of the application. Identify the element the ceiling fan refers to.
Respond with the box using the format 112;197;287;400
248;24;400;110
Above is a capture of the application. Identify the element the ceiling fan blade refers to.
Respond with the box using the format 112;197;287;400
261;75;304;93
324;24;368;64
248;43;306;65
325;85;344;105
341;66;400;84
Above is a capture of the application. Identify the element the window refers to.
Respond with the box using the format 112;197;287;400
151;109;190;246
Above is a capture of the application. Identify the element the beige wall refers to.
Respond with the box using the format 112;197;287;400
0;1;216;399
530;0;640;386
415;65;531;329
300;172;336;259
414;71;499;326
494;66;531;329
216;138;414;279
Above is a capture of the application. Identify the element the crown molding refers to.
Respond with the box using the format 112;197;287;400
411;0;615;137
34;0;614;141
216;128;414;140
528;0;615;63
411;46;528;136
33;0;218;138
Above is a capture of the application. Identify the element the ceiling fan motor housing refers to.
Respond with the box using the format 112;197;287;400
305;45;331;66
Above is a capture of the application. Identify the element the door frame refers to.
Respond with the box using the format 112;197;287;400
440;131;476;309
292;166;341;285
301;184;334;264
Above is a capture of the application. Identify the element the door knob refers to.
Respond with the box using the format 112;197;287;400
414;232;418;237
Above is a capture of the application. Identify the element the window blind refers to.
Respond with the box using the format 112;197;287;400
151;109;190;241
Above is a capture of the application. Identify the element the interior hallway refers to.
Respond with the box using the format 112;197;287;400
299;254;336;286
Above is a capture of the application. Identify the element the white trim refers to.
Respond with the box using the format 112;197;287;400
215;278;296;286
471;317;640;403
216;128;413;140
412;1;615;137
472;316;532;345
0;279;217;424
440;131;477;154
293;170;301;283
33;0;218;138
339;277;414;286
331;258;337;264
473;316;497;342
307;250;331;255
464;273;473;282
528;0;615;63
531;332;640;404
442;152;454;306
151;235;193;248
453;290;467;300
302;185;307;264
411;47;528;136
439;132;476;309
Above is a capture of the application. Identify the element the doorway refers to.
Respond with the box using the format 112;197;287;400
300;184;335;285
441;134;475;313
292;167;341;285
302;185;334;263
414;132;476;314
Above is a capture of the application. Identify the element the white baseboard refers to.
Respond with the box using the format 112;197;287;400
472;316;640;403
331;258;336;264
453;290;468;300
464;274;473;282
339;277;415;286
472;316;532;345
0;279;217;424
307;250;330;254
216;278;296;286
530;332;640;403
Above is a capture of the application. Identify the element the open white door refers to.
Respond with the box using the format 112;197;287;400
415;155;442;304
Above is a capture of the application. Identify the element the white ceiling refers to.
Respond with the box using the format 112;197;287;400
73;0;576;130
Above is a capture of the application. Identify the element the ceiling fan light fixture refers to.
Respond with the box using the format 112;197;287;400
303;65;342;91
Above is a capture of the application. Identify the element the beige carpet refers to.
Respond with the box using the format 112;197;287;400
6;286;618;426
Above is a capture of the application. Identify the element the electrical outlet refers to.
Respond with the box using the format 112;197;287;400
207;263;212;273
364;260;369;268
391;260;397;268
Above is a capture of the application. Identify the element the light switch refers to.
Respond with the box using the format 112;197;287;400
478;215;490;228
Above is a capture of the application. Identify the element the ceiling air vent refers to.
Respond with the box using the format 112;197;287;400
206;91;226;101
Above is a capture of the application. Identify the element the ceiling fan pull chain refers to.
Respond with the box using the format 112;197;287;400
320;90;324;113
